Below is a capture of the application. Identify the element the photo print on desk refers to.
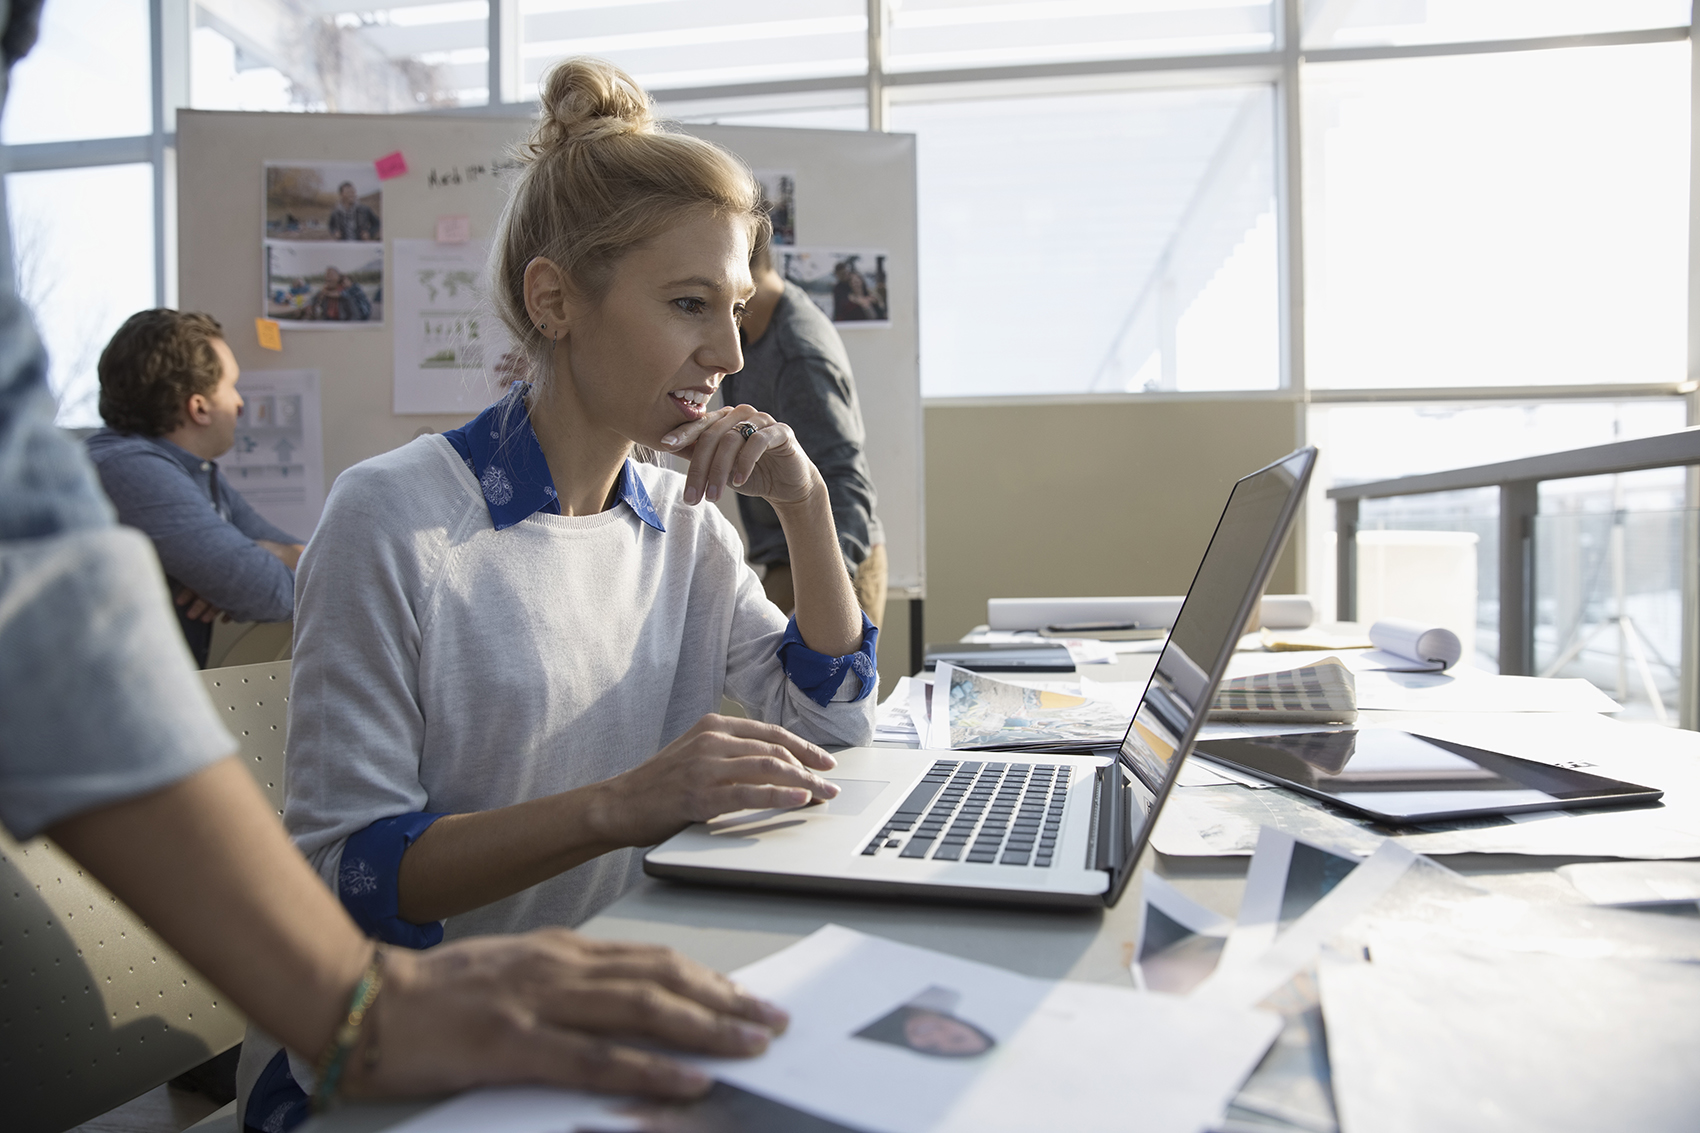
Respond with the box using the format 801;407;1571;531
782;247;890;326
754;169;796;245
854;986;999;1060
263;161;383;325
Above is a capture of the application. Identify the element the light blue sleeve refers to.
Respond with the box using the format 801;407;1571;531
0;296;233;839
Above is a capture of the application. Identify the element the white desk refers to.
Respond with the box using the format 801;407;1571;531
301;651;1698;1132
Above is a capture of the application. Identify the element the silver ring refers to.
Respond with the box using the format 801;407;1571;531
735;421;758;439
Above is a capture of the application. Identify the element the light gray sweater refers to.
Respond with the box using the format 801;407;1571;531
284;434;875;938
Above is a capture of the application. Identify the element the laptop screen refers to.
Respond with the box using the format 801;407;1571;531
1105;448;1316;895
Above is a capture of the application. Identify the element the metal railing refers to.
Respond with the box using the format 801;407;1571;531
1329;427;1700;725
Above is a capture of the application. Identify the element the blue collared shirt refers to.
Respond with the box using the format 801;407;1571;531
337;386;876;950
440;388;664;533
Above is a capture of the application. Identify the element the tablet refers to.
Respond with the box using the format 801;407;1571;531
1189;729;1662;824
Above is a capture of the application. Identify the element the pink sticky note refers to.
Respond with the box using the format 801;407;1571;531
436;215;471;244
374;151;409;180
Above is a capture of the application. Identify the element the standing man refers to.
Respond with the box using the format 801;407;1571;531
327;179;380;241
726;228;886;626
87;310;302;667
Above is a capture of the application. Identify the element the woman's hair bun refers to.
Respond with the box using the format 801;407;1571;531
528;57;656;158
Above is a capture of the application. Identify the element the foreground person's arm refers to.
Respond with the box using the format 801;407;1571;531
49;757;784;1099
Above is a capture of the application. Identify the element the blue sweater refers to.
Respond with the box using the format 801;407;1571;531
86;429;299;665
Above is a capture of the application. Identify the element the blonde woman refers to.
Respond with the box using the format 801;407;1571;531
240;58;876;1127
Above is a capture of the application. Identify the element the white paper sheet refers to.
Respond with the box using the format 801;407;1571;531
875;676;921;746
1556;860;1700;906
700;925;1280;1133
1219;650;1621;713
1213;828;1366;980
1194;841;1415;1010
224;368;325;539
391;238;512;414
1319;941;1700;1133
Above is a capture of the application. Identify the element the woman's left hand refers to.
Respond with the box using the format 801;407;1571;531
662;404;821;508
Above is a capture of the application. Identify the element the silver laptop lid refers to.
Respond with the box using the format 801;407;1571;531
1100;447;1316;905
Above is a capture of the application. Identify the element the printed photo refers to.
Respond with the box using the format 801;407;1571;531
265;162;382;242
754;169;796;245
781;247;889;326
853;986;998;1060
265;240;383;324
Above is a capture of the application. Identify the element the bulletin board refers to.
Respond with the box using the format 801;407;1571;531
176;109;925;596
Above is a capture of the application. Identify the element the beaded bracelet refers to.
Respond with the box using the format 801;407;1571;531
312;946;385;1112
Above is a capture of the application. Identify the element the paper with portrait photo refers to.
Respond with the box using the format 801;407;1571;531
384;925;1280;1133
223;368;324;538
391;238;512;414
696;924;1280;1133
781;247;890;327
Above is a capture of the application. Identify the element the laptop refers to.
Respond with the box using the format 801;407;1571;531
645;447;1318;908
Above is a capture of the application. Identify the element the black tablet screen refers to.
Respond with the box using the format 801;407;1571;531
1190;730;1661;823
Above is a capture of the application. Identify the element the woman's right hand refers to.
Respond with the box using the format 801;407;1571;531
589;714;840;848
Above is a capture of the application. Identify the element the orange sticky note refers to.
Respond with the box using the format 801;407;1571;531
256;318;282;351
374;150;409;180
436;214;470;244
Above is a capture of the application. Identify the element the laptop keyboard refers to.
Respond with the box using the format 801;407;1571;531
860;760;1071;867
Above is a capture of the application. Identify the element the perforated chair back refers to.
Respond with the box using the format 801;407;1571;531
198;660;291;817
0;831;248;1133
0;661;293;1131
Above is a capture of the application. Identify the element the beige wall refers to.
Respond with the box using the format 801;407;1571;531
871;395;1305;695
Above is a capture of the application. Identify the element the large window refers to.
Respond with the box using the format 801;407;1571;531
1303;41;1690;390
3;2;1693;513
891;83;1279;397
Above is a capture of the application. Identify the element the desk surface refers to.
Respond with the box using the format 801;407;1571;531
303;652;1692;1132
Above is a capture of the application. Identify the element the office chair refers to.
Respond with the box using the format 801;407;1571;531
0;661;292;1132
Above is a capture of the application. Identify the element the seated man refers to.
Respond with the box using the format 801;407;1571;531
727;226;887;625
87;309;302;667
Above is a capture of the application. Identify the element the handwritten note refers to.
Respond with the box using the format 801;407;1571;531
255;318;282;351
435;215;471;244
425;159;523;189
374;151;409;180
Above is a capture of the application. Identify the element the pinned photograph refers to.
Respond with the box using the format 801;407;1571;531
754;169;796;245
265;162;382;242
853;986;998;1059
781;247;890;326
265;240;383;324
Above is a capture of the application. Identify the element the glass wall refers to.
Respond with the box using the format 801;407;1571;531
1302;41;1691;391
892;83;1279;397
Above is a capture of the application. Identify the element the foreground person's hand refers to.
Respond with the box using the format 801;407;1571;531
589;714;840;848
345;930;789;1099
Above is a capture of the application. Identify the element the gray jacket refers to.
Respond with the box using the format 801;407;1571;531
724;281;883;570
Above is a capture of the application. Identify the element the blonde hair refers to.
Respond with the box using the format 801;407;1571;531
491;58;770;381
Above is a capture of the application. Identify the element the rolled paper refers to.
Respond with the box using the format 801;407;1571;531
1368;617;1462;670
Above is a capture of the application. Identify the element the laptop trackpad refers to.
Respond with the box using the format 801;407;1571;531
816;778;889;817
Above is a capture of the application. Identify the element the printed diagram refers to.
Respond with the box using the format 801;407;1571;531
393;239;512;413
